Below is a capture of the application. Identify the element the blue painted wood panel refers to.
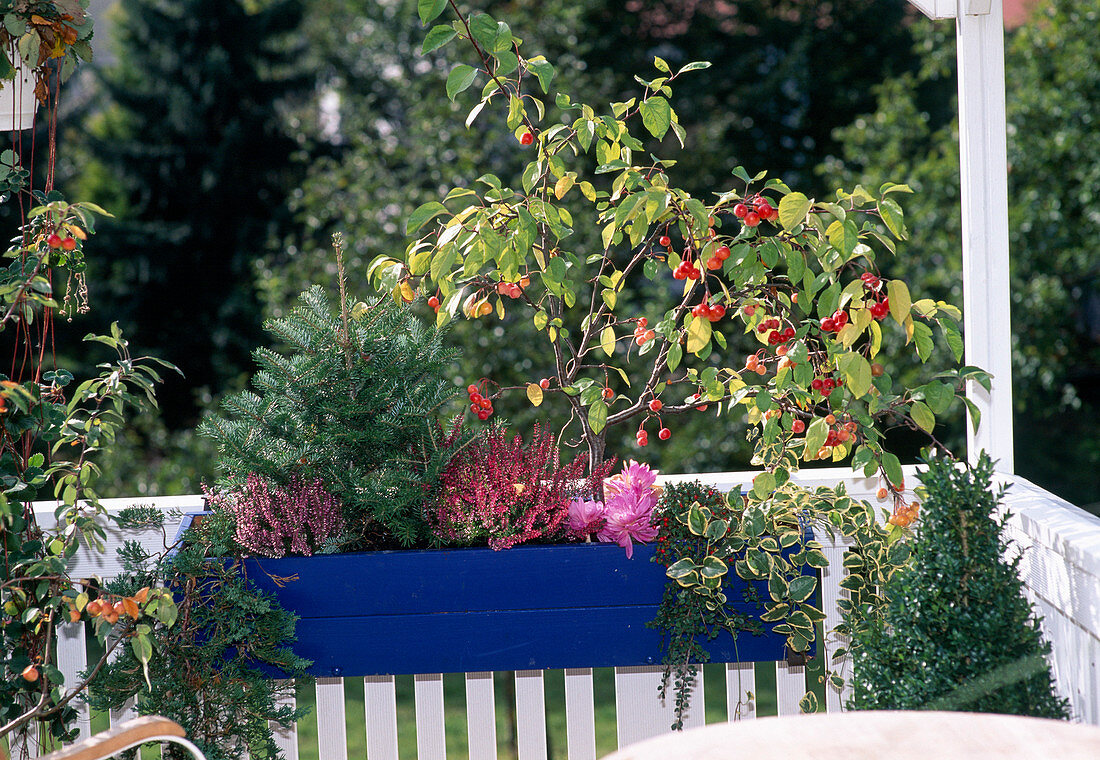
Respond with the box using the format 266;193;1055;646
177;513;803;677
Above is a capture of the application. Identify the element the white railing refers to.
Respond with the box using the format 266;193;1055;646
28;468;1100;758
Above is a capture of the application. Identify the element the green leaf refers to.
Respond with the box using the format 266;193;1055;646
418;0;447;25
406;201;448;235
588;400;608;434
678;61;712;74
667;558;696;579
422;24;457;53
838;353;872;398
805;416;828;456
878;197;908;240
639;96;672;140
882;451;904;488
701;555;728;579
446;64;477;101
962;396;982;433
911;400;935;433
666;342;682;372
526;58;555;93
778;192;811;231
752;471;775;499
826;219;859;255
798;691;820;714
687;504;706;536
940;318;964;362
919;381;954;415
788;575;816;603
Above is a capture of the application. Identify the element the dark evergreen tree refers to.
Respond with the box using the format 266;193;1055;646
847;452;1069;718
200;273;463;549
72;0;310;427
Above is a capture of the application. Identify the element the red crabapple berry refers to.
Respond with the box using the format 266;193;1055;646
658;427;671;441
733;203;749;219
61;237;77;251
540;377;551;389
744;212;761;227
46;233;63;248
467;385;478;395
603;386;614;400
715;245;731;261
659;235;671;247
792;419;806;434
427;296;440;310
519;131;534;145
649;399;663;412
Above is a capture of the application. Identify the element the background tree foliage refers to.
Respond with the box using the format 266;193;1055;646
54;0;1098;509
819;2;1100;508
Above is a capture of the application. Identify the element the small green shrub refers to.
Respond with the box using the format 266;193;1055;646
847;451;1069;718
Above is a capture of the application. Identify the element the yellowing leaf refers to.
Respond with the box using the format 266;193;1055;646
685;316;712;354
600;326;616;357
778;192;812;231
887;279;912;326
526;383;544;407
554;175;575;199
579;181;597;202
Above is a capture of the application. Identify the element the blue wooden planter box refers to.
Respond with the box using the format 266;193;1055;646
177;514;801;678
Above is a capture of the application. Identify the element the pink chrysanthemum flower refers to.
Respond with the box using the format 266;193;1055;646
605;459;658;500
568;497;607;536
598;490;659;559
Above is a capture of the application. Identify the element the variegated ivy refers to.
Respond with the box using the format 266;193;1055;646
369;0;988;703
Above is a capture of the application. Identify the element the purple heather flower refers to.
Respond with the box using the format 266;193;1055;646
568;497;606;535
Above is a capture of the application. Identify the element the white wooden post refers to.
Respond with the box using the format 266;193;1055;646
908;0;1015;471
955;0;1015;471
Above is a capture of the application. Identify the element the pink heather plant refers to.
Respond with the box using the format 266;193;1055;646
570;460;660;558
206;474;345;558
429;424;612;550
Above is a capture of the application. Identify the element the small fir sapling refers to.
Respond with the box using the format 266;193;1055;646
847;452;1069;718
201;245;463;550
206;474;344;558
427;424;613;549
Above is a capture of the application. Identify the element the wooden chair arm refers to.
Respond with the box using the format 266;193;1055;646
38;716;206;760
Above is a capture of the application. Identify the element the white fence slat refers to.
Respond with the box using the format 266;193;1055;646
271;680;298;760
464;672;497;760
56;621;91;742
774;660;805;716
614;664;703;749
414;673;447;760
315;677;348;760
563;668;596;760
364;675;399;760
820;541;852;713
725;662;756;721
109;695;137;728
514;670;547;760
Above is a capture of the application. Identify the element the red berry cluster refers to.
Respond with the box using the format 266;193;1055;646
467;383;494;421
427;295;441;312
821;308;848;333
732;195;778;228
672;255;701;280
690;301;726;322
861;272;890;320
869;298;890;320
633;317;655;346
810;375;842;397
704;245;731;271
496;281;523;298
756;317;794;345
635;425;649;447
46;232;77;251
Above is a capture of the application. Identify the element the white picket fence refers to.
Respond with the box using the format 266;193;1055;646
24;467;1100;759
